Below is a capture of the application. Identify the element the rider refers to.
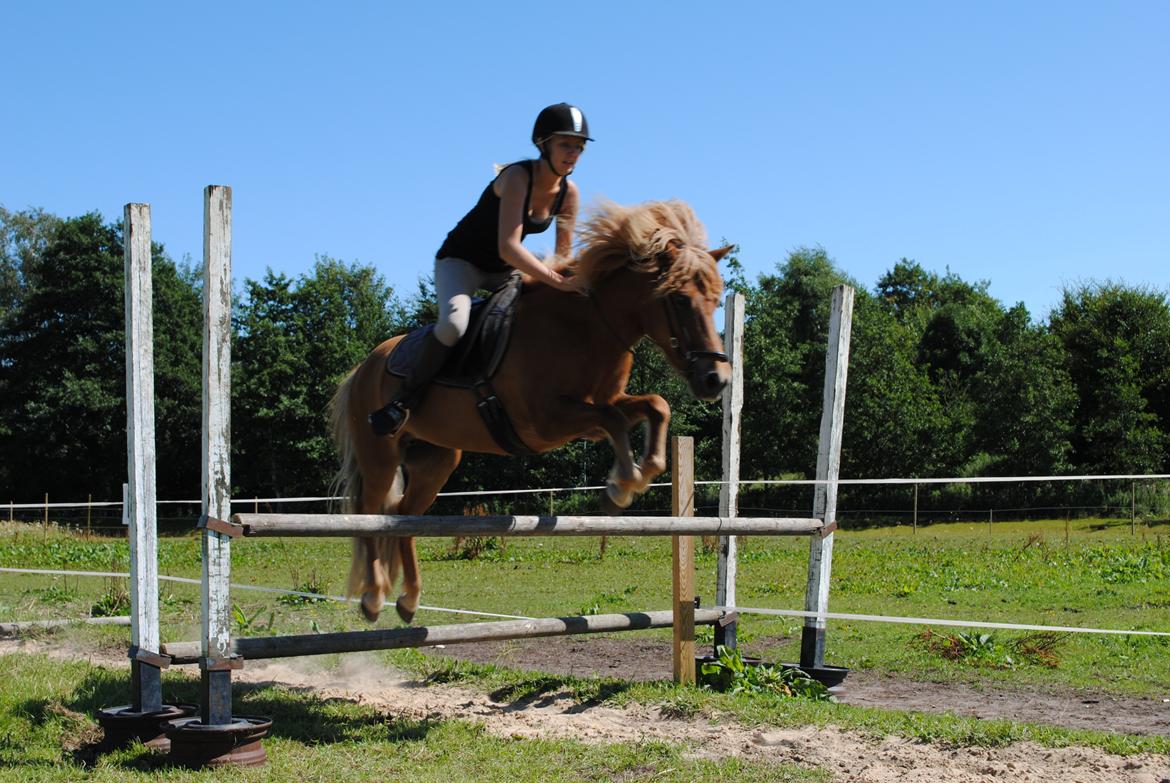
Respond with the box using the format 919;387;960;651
369;102;591;436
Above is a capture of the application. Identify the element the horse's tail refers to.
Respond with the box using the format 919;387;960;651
329;364;405;605
328;366;363;515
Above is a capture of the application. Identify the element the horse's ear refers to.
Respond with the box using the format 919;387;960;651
709;245;735;263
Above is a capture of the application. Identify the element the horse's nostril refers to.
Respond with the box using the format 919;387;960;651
704;371;725;394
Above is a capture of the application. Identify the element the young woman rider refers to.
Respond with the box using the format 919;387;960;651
369;102;591;436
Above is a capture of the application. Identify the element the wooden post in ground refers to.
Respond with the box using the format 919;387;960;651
1131;481;1137;534
801;285;853;671
87;494;93;540
671;435;696;685
200;185;236;726
912;484;918;533
715;292;744;651
124;203;166;713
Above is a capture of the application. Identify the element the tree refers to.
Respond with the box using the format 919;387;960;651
739;248;861;480
232;257;404;497
0;212;201;500
0;206;62;327
1050;283;1170;473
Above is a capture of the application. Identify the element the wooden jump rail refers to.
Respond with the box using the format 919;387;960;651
232;513;826;538
162;608;728;665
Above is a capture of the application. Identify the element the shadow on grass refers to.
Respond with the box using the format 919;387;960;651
41;667;441;771
485;674;634;714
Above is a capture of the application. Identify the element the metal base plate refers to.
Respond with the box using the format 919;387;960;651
163;715;272;767
96;704;196;751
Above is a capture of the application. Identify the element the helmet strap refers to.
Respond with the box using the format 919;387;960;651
538;139;565;177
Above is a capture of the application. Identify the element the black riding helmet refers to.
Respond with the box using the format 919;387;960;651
531;103;594;144
532;103;592;176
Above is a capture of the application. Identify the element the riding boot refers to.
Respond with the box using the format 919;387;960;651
369;333;453;437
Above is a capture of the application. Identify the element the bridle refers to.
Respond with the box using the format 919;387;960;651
662;291;729;372
586;257;729;373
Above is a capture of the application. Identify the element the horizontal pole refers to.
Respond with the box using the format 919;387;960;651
233;513;823;538
162;608;726;664
1;616;131;634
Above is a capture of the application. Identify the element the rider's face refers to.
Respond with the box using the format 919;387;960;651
547;136;585;171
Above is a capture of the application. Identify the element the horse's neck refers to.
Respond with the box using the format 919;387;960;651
587;268;652;349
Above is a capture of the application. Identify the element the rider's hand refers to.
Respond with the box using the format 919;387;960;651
548;271;585;294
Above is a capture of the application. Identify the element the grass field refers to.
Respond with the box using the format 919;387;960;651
1;515;1169;778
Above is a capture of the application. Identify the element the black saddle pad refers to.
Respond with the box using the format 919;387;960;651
386;274;523;388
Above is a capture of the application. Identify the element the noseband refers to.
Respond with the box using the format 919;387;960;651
663;292;728;372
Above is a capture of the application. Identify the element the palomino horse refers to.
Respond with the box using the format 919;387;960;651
330;199;731;623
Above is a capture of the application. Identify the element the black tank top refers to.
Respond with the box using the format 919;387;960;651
436;160;568;272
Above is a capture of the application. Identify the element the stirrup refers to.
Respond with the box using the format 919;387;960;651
369;402;409;437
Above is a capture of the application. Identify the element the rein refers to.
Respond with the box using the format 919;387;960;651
588;292;636;356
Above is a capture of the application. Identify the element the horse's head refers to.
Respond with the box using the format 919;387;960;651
573;199;733;401
643;242;733;401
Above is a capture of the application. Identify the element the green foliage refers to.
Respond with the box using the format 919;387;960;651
90;578;130;617
33;582;78;606
1050;282;1170;473
232;256;405;497
916;630;1068;670
0;210;200;499
3;204;1170;508
232;603;275;634
700;645;832;700
578;584;637;615
277;571;330;606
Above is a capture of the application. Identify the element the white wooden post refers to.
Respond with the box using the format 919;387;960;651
800;285;853;670
201;185;237;725
715;292;744;650
124;203;165;711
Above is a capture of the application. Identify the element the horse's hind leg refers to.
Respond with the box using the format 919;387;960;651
353;466;404;622
394;441;462;624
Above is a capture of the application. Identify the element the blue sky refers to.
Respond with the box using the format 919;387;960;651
4;1;1167;320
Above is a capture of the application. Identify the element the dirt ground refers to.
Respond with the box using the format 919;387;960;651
420;634;1170;738
3;636;1169;783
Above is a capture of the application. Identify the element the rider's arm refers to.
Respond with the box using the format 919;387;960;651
554;180;579;259
496;166;575;291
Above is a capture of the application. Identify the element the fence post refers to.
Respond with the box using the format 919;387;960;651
44;493;49;527
87;494;93;540
912;484;918;533
1131;481;1136;535
123;203;165;713
671;435;696;685
715;292;744;652
199;185;237;726
801;285;853;672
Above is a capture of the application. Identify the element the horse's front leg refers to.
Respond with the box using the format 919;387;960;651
611;394;671;493
538;398;639;509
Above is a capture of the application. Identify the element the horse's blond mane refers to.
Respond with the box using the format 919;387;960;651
565;199;724;306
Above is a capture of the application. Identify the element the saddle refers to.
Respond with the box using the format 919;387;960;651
385;273;535;456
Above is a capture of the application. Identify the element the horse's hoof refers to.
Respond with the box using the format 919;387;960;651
360;593;381;623
605;482;634;510
601;491;624;516
395;598;416;625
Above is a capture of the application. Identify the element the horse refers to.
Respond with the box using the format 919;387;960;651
330;199;732;623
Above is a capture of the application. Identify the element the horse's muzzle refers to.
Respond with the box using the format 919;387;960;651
689;362;729;402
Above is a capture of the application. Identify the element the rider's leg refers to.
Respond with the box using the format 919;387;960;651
369;257;483;437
